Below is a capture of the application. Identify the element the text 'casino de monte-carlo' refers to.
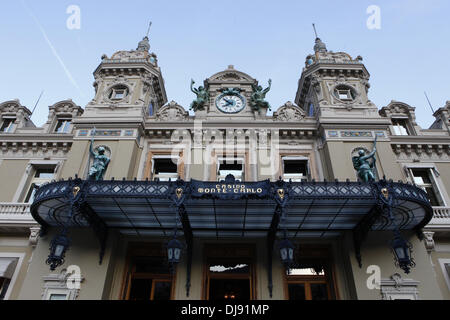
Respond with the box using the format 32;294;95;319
0;31;450;301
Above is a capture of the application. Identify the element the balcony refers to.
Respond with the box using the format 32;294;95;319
426;207;450;230
0;202;38;229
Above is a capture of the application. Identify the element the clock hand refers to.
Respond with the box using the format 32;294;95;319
224;98;233;104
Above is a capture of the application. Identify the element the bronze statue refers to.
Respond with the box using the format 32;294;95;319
352;136;378;182
189;79;209;111
250;79;272;111
88;131;110;181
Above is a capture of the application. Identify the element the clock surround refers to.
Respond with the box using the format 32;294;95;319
215;88;246;114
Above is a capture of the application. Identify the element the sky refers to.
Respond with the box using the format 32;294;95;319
0;0;449;128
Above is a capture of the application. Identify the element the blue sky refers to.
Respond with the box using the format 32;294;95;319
0;0;449;128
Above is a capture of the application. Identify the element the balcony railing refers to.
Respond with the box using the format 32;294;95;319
0;202;38;226
426;206;450;228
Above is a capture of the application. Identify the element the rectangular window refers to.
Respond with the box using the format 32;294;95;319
0;257;19;300
54;119;72;133
123;246;174;301
284;246;336;301
217;158;244;181
410;168;443;206
0;118;15;133
49;293;68;300
151;157;178;181
439;259;450;292
24;167;56;203
392;119;409;136
282;157;309;182
308;103;314;117
0;278;11;300
148;102;154;116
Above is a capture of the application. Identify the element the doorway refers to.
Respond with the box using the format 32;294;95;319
283;245;338;300
122;243;175;300
203;244;255;300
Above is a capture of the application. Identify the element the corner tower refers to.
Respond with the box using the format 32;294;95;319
295;37;379;121
295;36;399;182
83;34;167;119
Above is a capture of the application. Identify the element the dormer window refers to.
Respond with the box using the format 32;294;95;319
54;118;71;133
334;85;356;102
109;85;128;100
0;118;15;133
392;119;409;136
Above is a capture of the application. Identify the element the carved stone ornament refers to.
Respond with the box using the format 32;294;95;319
110;49;148;61
29;226;41;247
379;273;420;300
422;231;435;252
100;77;134;104
156;101;189;121
42;268;85;300
0;100;32;117
208;66;254;83
317;51;354;63
273;101;305;121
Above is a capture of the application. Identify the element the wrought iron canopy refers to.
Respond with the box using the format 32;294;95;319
31;176;432;239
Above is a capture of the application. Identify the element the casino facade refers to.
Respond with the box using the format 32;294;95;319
1;33;450;300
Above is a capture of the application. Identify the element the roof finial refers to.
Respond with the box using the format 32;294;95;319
137;21;152;51
146;21;152;38
312;23;327;53
312;23;319;39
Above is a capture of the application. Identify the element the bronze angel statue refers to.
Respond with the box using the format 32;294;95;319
250;79;272;111
352;136;378;182
189;79;209;111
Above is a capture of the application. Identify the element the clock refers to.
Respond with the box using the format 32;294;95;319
216;90;246;114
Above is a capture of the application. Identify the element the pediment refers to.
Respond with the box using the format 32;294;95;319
207;66;255;83
0;99;31;115
273;101;305;121
381;101;414;114
379;100;417;125
156;101;189;121
49;100;83;115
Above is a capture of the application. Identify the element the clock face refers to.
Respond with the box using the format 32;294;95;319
216;94;245;114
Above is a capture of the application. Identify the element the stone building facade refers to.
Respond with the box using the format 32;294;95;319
0;35;449;300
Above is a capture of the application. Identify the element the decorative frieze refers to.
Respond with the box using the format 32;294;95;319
76;129;137;138
326;130;385;139
0;141;72;157
391;144;450;161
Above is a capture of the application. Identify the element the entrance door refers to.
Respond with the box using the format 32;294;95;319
203;244;255;300
207;261;252;300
